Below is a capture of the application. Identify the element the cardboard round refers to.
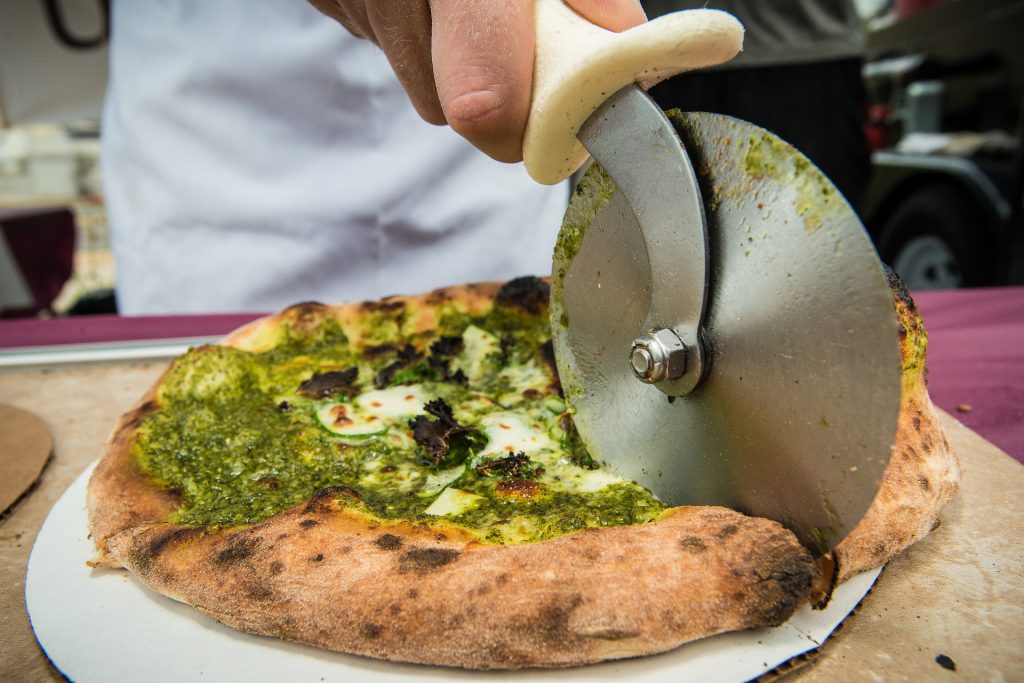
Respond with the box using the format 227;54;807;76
0;403;53;517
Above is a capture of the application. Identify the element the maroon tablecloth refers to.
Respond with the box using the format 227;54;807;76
912;288;1024;462
2;288;1021;461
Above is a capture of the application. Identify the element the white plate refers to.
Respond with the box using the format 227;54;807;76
27;463;880;682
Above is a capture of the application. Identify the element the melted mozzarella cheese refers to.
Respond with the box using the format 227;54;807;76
500;359;549;394
456;325;500;383
561;468;624;492
316;385;430;438
422;465;466;495
424;487;484;516
355;385;428;418
478;412;557;456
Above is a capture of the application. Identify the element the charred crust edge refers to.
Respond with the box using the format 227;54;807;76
496;276;550;315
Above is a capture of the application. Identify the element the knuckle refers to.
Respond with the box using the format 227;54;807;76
442;87;510;136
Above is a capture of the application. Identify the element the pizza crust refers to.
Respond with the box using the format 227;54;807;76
87;277;957;669
102;502;813;669
824;274;961;586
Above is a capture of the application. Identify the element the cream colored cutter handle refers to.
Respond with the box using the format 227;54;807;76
523;1;743;184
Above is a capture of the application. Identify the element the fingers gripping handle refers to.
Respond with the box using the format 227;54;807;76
522;1;744;185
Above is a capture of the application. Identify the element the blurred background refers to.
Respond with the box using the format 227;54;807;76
0;0;1021;318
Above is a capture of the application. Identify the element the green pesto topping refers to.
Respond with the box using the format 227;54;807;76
135;290;666;542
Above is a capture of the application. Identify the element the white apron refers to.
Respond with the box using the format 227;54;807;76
102;1;567;314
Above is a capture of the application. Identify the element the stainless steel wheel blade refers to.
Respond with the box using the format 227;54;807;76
551;105;902;553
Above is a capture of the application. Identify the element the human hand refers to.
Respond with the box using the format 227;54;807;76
308;0;647;163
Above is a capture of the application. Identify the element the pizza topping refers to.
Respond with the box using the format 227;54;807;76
409;398;487;468
475;452;544;479
429;335;464;357
421;465;465;495
478;413;555;457
453;325;501;384
495;478;544;500
373;345;425;388
424;488;485;516
135;293;668;541
362;343;397;359
297;368;359;399
316;385;429;439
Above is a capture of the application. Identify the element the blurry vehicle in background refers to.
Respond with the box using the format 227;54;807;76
860;0;1024;289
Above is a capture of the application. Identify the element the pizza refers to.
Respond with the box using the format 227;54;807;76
86;269;958;670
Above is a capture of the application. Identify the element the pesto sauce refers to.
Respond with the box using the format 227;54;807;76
136;300;666;541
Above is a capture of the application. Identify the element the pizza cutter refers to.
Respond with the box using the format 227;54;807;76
522;2;903;554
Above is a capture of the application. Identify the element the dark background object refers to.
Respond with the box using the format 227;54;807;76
0;208;75;318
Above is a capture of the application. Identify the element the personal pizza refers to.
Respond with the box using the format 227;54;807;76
87;272;959;670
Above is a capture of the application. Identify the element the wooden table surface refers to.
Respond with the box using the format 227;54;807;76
1;359;1022;682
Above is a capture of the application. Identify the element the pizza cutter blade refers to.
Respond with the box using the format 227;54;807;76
519;2;901;553
548;86;902;554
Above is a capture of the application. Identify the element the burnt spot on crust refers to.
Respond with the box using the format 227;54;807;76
243;581;275;601
884;265;916;311
745;547;817;626
680;536;707;553
130;527;203;575
716;524;740;540
124;400;159;430
310;553;325;563
495;478;544;500
148;527;204;559
303;486;362;514
912;414;922;432
360;298;406;314
407;588;420;599
496;276;550;315
361;623;383;639
215;536;261;566
919;475;932;491
280;301;330;333
534;593;584;644
375;534;403;551
424;287;453;306
398;547;460;575
296;367;358;399
299;519;319;529
269;560;285;576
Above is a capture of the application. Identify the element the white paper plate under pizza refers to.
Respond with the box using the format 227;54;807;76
27;463;880;682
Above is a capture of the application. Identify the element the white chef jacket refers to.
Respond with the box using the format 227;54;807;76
102;2;568;314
